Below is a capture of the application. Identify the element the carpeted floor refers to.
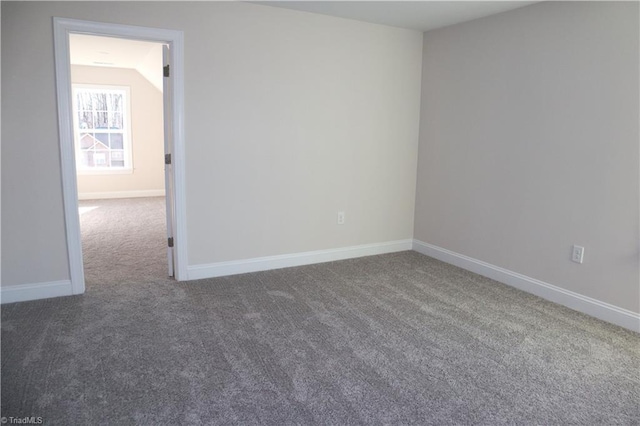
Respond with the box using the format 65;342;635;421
2;197;639;424
77;197;169;285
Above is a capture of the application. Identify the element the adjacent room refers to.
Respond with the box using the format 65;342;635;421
2;1;638;424
69;34;172;286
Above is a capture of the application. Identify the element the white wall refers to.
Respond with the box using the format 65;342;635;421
1;2;422;286
414;2;639;313
72;65;165;199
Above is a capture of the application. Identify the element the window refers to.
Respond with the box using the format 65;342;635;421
72;84;132;174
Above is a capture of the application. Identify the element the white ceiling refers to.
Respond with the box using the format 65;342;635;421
253;1;540;32
69;34;164;91
69;34;158;69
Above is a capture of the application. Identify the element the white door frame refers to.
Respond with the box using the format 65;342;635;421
53;17;188;294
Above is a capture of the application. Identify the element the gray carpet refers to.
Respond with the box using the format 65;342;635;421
2;197;639;425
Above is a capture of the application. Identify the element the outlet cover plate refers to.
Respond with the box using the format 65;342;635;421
572;245;584;264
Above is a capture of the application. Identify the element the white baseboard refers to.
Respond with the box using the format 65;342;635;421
78;189;165;200
1;280;74;304
188;239;413;280
412;240;640;333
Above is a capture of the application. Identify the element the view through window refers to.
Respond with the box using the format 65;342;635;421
73;84;132;172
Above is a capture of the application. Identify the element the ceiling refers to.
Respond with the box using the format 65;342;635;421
69;34;159;69
253;1;540;32
69;34;163;91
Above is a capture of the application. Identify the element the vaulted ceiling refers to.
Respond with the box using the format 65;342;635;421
69;34;163;91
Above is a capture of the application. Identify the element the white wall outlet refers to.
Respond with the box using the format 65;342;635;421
337;211;345;225
572;245;584;264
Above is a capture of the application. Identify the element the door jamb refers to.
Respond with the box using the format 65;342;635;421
53;17;188;294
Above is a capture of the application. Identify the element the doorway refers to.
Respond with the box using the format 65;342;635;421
54;18;187;295
70;34;168;285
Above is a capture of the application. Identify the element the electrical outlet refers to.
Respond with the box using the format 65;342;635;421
572;245;584;264
337;211;345;225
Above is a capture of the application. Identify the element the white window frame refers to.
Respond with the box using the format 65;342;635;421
72;83;133;175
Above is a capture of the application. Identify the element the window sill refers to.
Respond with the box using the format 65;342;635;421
77;168;133;176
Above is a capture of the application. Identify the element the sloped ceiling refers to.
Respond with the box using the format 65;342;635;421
69;34;163;92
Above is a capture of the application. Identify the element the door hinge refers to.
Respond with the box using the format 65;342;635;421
165;153;171;165
163;64;170;77
168;237;174;248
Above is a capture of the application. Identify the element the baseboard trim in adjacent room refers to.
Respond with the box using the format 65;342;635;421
412;240;640;333
78;189;165;200
1;280;74;304
188;239;413;281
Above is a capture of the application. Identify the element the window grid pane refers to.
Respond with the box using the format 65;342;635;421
74;86;129;170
